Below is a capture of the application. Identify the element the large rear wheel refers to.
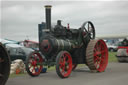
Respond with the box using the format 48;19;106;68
26;51;43;77
86;39;108;72
56;51;72;78
0;43;10;85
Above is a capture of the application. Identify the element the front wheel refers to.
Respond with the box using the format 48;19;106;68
26;51;43;77
56;51;72;78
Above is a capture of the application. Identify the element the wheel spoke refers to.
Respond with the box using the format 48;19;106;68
97;42;101;51
101;58;104;63
62;66;65;73
94;58;97;62
101;50;106;54
29;64;32;69
97;60;101;67
67;58;71;63
88;23;89;31
98;41;101;47
94;52;97;56
63;57;66;65
94;47;97;53
66;65;70;70
59;63;64;68
95;44;99;51
59;61;63;65
95;55;100;60
95;61;99;68
59;65;63;69
31;67;34;73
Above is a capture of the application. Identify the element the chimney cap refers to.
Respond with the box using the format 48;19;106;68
45;5;52;9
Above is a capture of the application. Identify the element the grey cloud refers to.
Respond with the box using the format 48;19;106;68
1;1;128;41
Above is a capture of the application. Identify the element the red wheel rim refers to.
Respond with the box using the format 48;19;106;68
28;52;43;75
59;52;72;77
93;40;108;72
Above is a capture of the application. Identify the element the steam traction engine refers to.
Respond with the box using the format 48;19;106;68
26;5;108;78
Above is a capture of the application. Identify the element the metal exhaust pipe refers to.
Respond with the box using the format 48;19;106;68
45;5;52;30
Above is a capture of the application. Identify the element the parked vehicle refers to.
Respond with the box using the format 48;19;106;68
107;43;118;52
5;44;34;62
116;38;128;62
1;39;34;62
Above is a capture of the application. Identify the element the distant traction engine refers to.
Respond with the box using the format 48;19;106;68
25;5;108;78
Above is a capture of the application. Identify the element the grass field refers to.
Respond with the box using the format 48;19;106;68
10;52;118;77
108;52;118;62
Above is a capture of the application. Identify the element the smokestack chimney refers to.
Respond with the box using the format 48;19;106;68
45;5;52;30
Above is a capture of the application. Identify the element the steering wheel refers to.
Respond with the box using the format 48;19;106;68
81;21;95;42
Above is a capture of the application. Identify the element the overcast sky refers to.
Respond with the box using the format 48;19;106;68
1;0;128;41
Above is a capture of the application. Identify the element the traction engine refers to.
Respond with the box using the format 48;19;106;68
26;5;108;78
